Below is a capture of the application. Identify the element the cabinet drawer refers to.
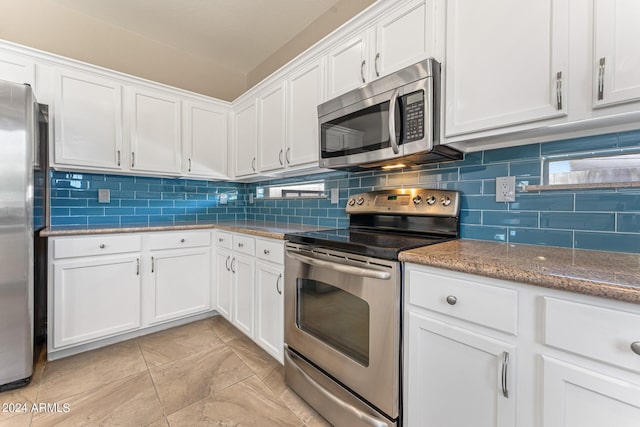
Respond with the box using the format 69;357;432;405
544;298;640;374
145;231;211;250
53;235;141;259
215;231;233;249
233;234;255;256
407;269;518;335
256;239;284;264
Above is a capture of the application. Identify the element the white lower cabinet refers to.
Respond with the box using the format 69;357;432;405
213;231;284;363
404;263;640;427
52;255;141;348
48;231;214;358
145;247;210;325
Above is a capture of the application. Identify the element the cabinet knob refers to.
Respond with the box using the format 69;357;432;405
631;342;640;356
180;238;185;243
446;295;457;305
264;249;270;255
99;244;106;249
218;238;224;242
238;243;244;248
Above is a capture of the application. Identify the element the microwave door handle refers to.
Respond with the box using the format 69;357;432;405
388;88;400;154
286;250;391;280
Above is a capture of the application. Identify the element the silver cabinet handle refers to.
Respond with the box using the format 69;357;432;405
556;71;563;110
501;351;510;398
388;88;400;154
263;249;270;255
286;250;391;280
360;60;366;83
631;342;640;356
218;237;224;242
131;152;135;168
598;57;606;101
136;258;140;276
225;255;231;271
251;157;256;171
117;150;121;167
230;257;236;273
188;158;192;172
276;273;282;295
99;244;106;249
151;256;155;273
279;149;283;165
374;53;380;77
238;242;244;248
180;238;185;243
446;295;457;305
286;147;290;164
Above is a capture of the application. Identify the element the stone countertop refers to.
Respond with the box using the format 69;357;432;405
40;221;329;240
399;240;640;304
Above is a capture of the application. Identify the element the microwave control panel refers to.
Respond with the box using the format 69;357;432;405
403;90;424;142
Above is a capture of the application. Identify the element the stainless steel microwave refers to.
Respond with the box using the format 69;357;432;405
318;58;462;171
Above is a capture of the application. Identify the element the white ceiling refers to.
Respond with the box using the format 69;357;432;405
51;0;342;73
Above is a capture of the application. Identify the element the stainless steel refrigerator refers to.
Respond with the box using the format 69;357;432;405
0;80;48;391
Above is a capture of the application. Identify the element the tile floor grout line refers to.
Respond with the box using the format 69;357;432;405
136;338;170;421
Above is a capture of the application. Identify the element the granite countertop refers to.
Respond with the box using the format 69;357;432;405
399;240;640;304
40;221;329;240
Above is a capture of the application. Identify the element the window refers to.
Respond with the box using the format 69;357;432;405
256;180;325;199
543;149;640;186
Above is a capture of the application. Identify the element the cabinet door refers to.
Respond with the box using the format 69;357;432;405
53;256;140;348
405;312;515;427
53;69;123;170
326;32;369;99
130;87;181;174
234;101;258;177
287;58;325;168
258;82;286;173
232;252;255;338
183;101;228;179
542;356;640;427
444;0;569;137
0;52;35;87
255;261;284;363
374;0;435;79
146;248;210;324
215;248;233;321
593;0;640;107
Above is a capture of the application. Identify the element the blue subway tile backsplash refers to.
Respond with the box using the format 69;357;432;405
49;129;640;254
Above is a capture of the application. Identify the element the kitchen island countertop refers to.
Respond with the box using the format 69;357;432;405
400;239;640;304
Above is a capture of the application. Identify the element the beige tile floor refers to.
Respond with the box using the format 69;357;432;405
0;316;331;427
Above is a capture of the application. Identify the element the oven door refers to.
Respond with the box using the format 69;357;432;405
284;244;400;419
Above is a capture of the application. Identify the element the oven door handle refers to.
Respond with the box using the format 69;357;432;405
286;250;392;280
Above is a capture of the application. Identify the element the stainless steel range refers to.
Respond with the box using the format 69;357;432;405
284;188;461;427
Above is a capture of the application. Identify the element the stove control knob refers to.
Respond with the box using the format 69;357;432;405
348;198;356;206
356;196;365;205
412;195;422;205
426;195;437;205
441;196;452;207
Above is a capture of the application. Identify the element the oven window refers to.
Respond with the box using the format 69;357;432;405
321;100;401;159
296;278;370;366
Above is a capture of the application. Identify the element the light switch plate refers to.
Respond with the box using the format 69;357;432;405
98;189;110;203
249;193;254;204
496;176;516;202
330;188;339;204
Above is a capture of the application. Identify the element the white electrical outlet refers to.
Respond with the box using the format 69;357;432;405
496;176;516;202
98;189;110;203
330;188;339;204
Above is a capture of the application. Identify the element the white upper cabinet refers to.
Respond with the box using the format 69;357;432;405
593;0;640;108
234;100;258;177
129;87;182;175
183;100;228;179
374;0;435;79
257;82;286;173
287;58;326;168
327;0;436;100
326;31;369;100
0;52;35;87
444;0;569;137
53;69;124;171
